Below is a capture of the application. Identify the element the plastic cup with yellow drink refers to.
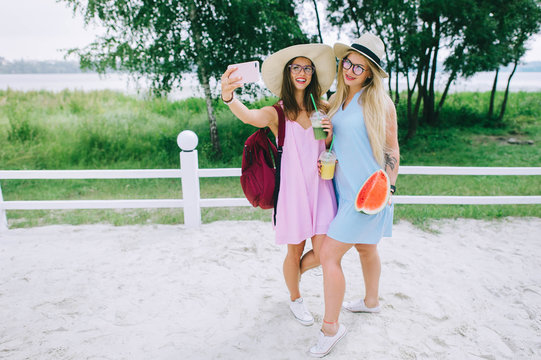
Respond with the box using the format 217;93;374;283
319;150;337;180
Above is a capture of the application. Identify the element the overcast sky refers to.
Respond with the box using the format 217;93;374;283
1;0;540;62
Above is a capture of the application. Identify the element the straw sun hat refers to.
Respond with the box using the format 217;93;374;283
261;44;336;97
334;33;388;78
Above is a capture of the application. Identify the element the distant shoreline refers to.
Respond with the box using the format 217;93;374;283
1;59;541;74
1;72;540;97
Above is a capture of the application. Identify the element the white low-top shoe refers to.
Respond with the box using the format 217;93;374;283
289;297;314;326
308;324;347;358
343;299;381;313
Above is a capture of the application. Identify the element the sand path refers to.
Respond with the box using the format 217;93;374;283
1;218;540;359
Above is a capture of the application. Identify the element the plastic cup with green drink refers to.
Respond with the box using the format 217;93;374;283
310;110;329;140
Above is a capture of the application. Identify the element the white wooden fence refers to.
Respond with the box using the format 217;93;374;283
1;130;540;231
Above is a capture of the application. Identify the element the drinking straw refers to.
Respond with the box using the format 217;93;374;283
328;136;335;153
310;93;318;112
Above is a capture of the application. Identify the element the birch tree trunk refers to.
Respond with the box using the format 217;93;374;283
488;68;499;118
190;3;220;155
498;60;518;122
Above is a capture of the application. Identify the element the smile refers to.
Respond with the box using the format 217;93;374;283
295;77;307;84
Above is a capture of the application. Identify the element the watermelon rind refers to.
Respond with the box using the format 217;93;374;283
355;169;390;214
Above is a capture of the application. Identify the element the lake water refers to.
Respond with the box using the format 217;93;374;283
0;72;539;100
0;73;205;100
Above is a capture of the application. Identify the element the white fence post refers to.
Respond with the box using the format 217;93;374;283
177;131;201;228
0;182;7;232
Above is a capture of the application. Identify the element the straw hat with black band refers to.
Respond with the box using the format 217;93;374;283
334;33;388;78
261;44;336;98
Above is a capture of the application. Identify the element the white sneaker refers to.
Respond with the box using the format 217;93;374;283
343;299;381;313
308;324;347;358
289;297;314;326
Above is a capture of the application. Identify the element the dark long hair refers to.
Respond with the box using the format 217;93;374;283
280;57;328;121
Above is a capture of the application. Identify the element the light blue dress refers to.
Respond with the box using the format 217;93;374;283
327;91;393;244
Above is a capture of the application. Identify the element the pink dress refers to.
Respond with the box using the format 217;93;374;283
273;111;337;245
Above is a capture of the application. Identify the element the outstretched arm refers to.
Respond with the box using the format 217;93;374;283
221;67;278;135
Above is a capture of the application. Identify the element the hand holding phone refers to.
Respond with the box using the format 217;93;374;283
227;61;260;84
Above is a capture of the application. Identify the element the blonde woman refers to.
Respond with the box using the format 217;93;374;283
309;33;400;357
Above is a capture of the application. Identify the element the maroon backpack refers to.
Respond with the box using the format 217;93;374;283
240;104;285;223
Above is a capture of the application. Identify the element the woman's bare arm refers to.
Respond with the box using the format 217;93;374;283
221;67;278;135
384;99;400;187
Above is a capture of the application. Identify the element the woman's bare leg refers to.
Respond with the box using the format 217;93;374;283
319;236;353;335
299;234;325;274
355;244;381;308
283;241;306;301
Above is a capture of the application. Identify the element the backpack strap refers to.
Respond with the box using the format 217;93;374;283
272;104;285;226
273;104;285;147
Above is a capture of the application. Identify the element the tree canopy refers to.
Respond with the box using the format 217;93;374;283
327;0;541;138
62;0;308;154
62;0;541;144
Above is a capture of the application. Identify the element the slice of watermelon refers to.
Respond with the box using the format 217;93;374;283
355;169;390;214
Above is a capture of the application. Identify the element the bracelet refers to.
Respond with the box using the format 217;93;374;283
390;185;396;194
221;93;235;105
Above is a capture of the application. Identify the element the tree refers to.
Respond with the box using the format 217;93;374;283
485;0;541;121
327;0;436;137
327;0;417;105
61;0;308;156
326;0;540;138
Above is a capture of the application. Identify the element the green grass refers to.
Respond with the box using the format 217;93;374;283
0;89;540;228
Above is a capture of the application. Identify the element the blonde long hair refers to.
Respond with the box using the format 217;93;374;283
328;52;390;168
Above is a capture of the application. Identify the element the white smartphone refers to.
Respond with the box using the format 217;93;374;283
227;60;260;83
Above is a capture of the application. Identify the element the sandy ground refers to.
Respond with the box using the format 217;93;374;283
0;218;540;360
